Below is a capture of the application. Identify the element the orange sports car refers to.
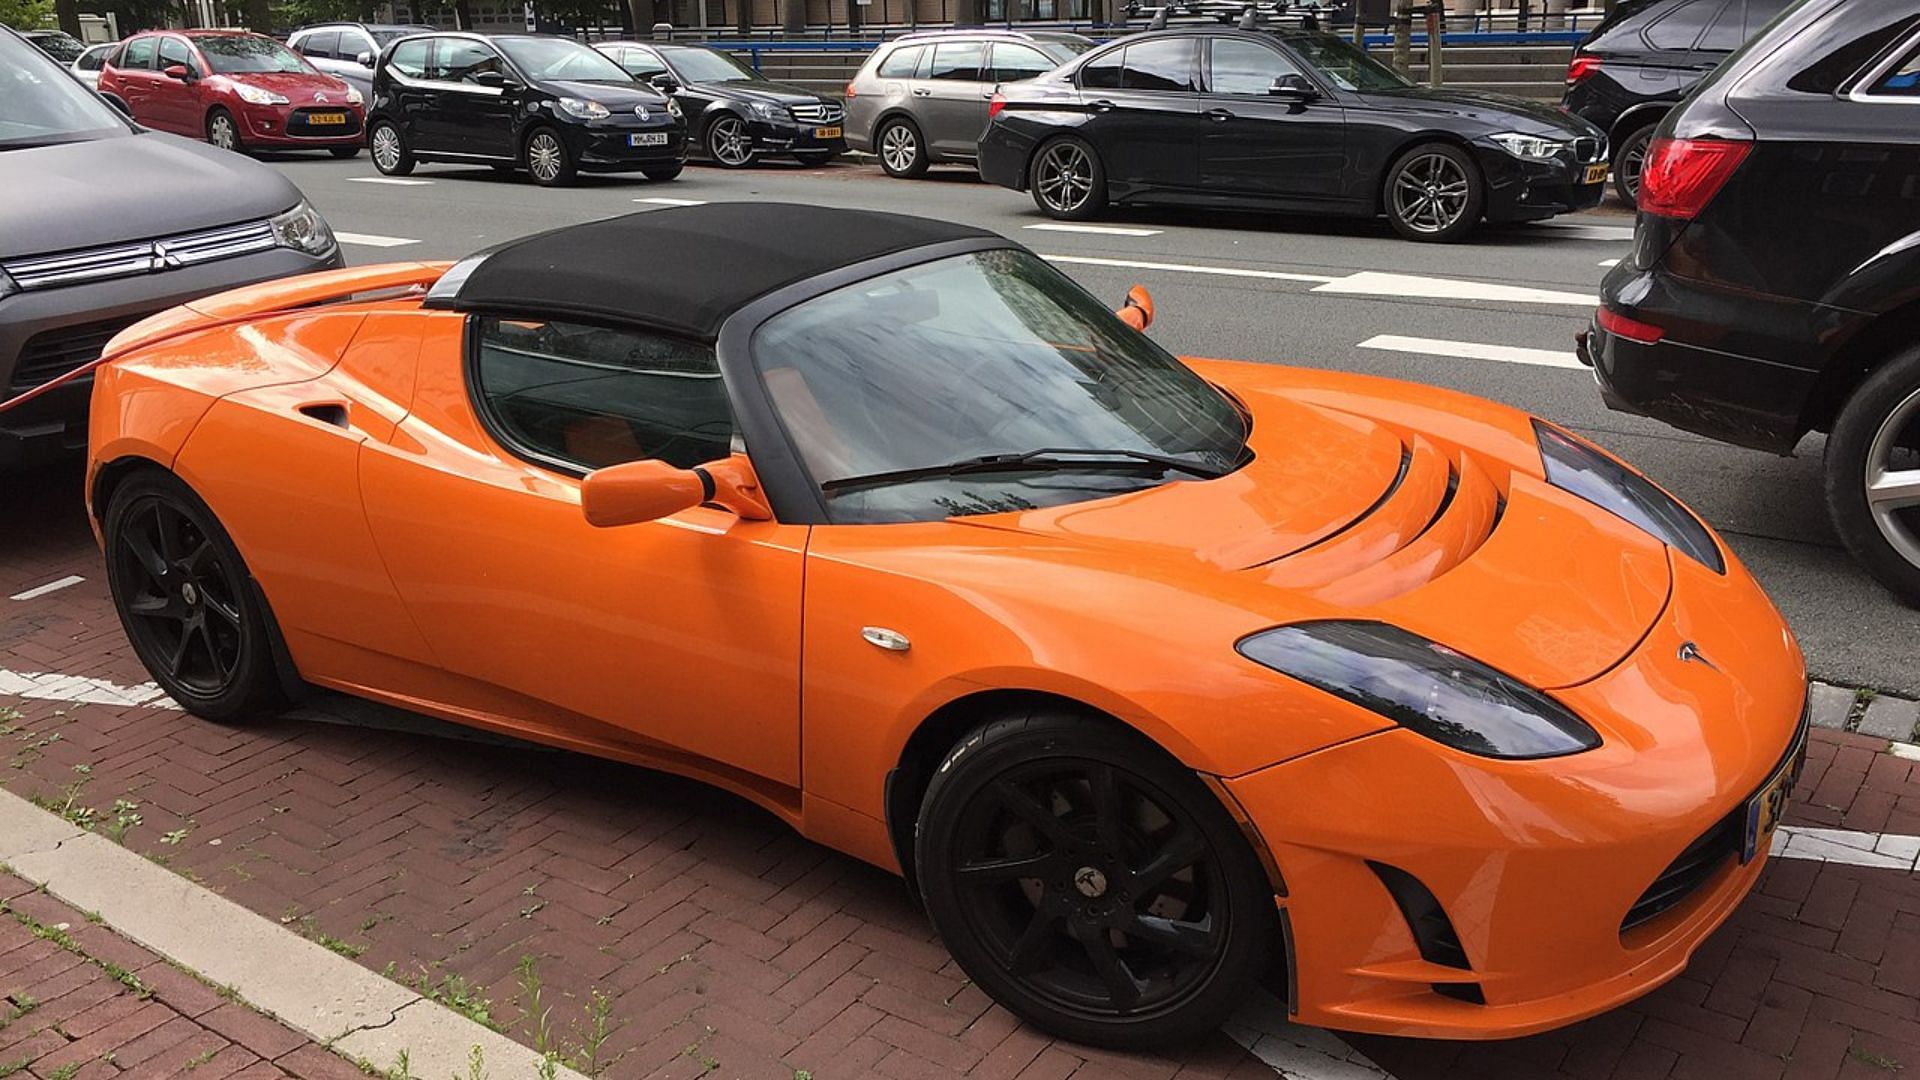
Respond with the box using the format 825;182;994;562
86;203;1807;1049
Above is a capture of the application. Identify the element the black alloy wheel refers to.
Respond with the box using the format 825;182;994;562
103;471;287;721
916;713;1275;1048
1029;137;1107;221
1385;142;1484;243
1612;123;1655;205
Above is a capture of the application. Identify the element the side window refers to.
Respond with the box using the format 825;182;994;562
346;33;376;62
1867;39;1920;96
927;41;984;81
1695;0;1743;52
1207;38;1299;95
432;39;502;85
300;31;339;60
77;46;106;71
620;48;669;79
387;38;430;78
156;37;195;73
1122;38;1197;92
473;316;734;473
1744;0;1792;37
989;42;1056;82
1079;47;1123;89
120;37;155;70
876;43;923;78
1643;0;1716;51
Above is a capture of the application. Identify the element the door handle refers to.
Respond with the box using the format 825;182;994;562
1089;98;1115;113
911;87;931;97
1206;107;1234;122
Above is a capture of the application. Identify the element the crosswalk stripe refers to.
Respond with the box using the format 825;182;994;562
634;196;708;207
1358;334;1584;369
335;232;419;248
1317;271;1595;307
1024;223;1163;237
347;176;434;186
1043;254;1339;284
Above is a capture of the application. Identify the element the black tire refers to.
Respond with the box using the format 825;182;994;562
206;108;245;155
1825;344;1920;604
915;712;1277;1049
1612;122;1656;205
703;113;758;168
523;126;576;186
1384;141;1485;243
793;149;839;167
328;146;360;159
369;120;415;176
1028;136;1108;221
642;162;685;182
875;116;928;179
103;471;288;723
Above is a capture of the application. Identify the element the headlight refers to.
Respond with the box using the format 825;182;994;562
1237;621;1601;760
1490;132;1565;160
0;268;16;302
557;97;610;120
750;101;780;119
665;97;683;119
269;200;336;258
234;84;289;106
345;85;363;106
1534;419;1724;572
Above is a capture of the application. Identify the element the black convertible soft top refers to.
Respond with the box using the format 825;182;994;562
425;202;999;340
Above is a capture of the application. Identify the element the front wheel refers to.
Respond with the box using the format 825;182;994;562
369;121;415;175
915;712;1277;1049
1611;123;1656;205
704;114;757;168
875;117;928;179
1384;142;1484;243
1029;136;1107;221
524;127;576;186
206;109;244;154
1825;345;1920;604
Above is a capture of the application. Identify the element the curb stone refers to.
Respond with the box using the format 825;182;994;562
1808;679;1920;742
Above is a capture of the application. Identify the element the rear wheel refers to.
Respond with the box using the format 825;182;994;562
1030;136;1107;221
104;472;287;722
1826;345;1920;604
1384;142;1484;243
206;108;244;154
916;712;1276;1049
876;117;928;179
369;121;414;175
704;114;757;168
524;126;576;186
1612;123;1656;205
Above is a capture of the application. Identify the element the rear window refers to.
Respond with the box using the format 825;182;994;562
876;43;923;78
1783;13;1920;95
927;41;983;81
1643;0;1720;51
1863;36;1920;97
119;36;155;70
1121;38;1197;91
297;30;339;59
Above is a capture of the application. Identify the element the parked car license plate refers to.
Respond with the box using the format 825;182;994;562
308;112;348;126
1742;725;1808;862
1583;162;1609;185
814;126;842;139
629;132;669;147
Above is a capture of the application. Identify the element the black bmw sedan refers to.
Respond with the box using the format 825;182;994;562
367;32;687;186
977;25;1609;242
596;41;846;168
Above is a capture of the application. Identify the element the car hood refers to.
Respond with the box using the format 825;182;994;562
546;79;672;107
695;79;824;105
219;70;353;97
0;131;303;259
952;360;1672;690
1353;86;1597;138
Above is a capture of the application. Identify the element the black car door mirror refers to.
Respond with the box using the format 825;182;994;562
473;69;508;88
1269;73;1318;101
649;73;680;93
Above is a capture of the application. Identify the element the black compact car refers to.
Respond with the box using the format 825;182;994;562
1563;0;1793;202
595;41;845;168
976;25;1609;242
366;32;687;187
1581;0;1920;601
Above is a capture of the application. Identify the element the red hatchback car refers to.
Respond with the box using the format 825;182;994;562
97;30;364;156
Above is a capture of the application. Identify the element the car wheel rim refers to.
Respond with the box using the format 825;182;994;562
881;124;916;173
1865;385;1920;571
372;126;401;169
1036;143;1093;213
948;758;1230;1019
710;118;751;166
1620;140;1647;198
528;134;564;181
210;116;235;150
1392;152;1471;234
114;498;245;698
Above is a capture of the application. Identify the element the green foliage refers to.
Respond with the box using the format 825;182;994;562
0;0;53;31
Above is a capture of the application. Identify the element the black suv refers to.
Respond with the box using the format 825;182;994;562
1580;0;1920;601
1563;0;1792;202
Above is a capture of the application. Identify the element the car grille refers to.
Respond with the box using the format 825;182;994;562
7;314;150;395
1;220;277;291
789;102;844;124
1620;810;1741;933
1573;137;1604;163
286;108;362;138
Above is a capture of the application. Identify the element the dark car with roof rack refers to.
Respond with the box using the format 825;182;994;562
594;41;847;168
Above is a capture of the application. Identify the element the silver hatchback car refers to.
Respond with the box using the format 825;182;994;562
845;29;1093;178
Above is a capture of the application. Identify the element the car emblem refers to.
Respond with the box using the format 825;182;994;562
1072;866;1108;899
314;91;327;103
1677;641;1718;671
635;104;648;120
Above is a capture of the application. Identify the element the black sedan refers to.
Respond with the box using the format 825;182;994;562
367;32;687;187
977;25;1609;242
596;41;846;168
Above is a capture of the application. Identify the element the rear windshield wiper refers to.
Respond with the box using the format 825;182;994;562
821;447;1227;494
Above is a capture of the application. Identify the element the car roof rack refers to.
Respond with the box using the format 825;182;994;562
1146;7;1169;29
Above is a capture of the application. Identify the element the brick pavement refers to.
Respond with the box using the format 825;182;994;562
9;461;1920;1080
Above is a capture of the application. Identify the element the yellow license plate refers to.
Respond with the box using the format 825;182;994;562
1742;730;1806;862
815;126;842;139
1583;162;1609;185
307;112;348;126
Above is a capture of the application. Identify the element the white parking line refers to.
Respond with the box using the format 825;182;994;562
1043;254;1339;284
1315;271;1596;307
334;231;420;248
634;196;708;207
346;176;434;186
9;576;84;601
1024;223;1163;237
1358;334;1584;370
1773;825;1920;870
1599;258;1621;268
0;670;176;710
1534;222;1637;242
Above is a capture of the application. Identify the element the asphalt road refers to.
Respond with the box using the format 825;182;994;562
265;150;1920;695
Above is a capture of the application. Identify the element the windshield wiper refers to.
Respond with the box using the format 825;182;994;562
821;447;1227;494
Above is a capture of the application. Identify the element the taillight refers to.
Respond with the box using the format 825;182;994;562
1597;306;1666;345
1637;137;1752;220
988;91;1006;120
1566;54;1602;84
844;82;857;99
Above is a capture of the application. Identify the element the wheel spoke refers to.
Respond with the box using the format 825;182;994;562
1006;903;1058;974
1086;763;1126;857
203;593;243;629
154;506;184;564
165;622;195;678
1126;912;1216;958
1072;923;1142;1012
183;540;215;576
991;780;1075;849
126;592;178;619
1130;827;1206;895
124;520;168;587
956;851;1056;884
1868;468;1920;510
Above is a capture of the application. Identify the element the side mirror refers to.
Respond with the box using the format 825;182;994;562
162;63;193;81
1117;284;1154;331
355;50;374;67
581;453;772;528
472;69;510;89
1269;73;1318;102
649;73;680;93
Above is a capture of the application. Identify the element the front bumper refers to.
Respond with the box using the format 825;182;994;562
566;120;689;172
1226;551;1806;1039
236;102;365;148
1478;146;1608;223
0;244;344;468
741;114;846;155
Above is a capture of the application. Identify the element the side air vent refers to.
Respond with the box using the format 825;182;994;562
1368;860;1486;1005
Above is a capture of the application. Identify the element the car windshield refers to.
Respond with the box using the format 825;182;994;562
193;35;311;74
370;28;418;45
30;32;85;62
751;249;1251;524
1288;32;1412;91
661;46;762;82
0;30;128;148
499;37;633;82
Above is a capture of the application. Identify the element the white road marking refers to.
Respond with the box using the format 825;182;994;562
634;196;708;206
1773;825;1920;870
1043;254;1339;284
0;669;176;710
9;576;84;601
1889;741;1920;762
1314;271;1596;307
1599;258;1621;268
1227;988;1395;1079
1358;334;1584;370
1024;223;1163;237
346;176;434;186
334;231;419;248
1534;222;1637;242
